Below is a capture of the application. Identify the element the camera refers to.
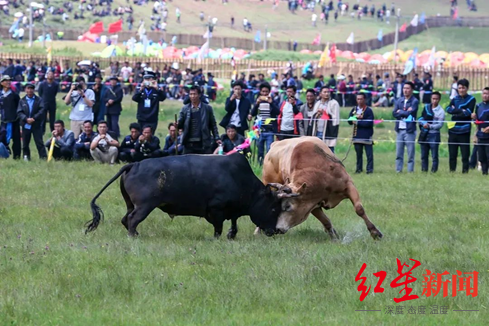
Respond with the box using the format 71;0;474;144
144;81;151;87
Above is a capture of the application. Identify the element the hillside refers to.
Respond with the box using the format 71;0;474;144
1;0;488;44
372;27;489;54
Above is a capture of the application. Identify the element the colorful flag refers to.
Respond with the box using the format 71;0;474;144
346;32;354;45
399;23;407;32
427;46;436;69
254;30;261;43
420;12;426;24
377;29;383;42
329;43;337;63
410;15;418;27
108;20;123;34
89;21;104;34
318;43;329;68
8;18;21;34
312;33;321;45
402;48;418;75
46;46;52;65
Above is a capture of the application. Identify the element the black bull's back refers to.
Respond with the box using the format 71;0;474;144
85;153;280;237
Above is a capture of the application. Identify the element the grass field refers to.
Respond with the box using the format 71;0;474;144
0;92;488;324
3;0;489;45
373;27;489;55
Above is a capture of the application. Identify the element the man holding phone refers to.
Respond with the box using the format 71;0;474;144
277;85;301;140
132;72;166;134
220;81;251;136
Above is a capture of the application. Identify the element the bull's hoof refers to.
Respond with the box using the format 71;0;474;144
128;231;139;237
328;228;340;241
227;231;237;240
214;232;222;239
370;229;383;240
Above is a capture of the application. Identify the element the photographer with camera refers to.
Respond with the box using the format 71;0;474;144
64;76;95;139
132;72;166;133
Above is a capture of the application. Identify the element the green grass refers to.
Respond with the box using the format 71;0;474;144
0;92;488;324
372;27;489;54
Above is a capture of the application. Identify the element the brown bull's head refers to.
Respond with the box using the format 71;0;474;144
271;182;312;234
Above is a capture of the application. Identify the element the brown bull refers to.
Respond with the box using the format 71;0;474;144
257;136;383;240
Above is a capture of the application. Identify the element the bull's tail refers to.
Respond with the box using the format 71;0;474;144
85;164;135;233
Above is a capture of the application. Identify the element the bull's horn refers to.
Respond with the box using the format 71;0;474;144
267;183;284;190
277;192;301;199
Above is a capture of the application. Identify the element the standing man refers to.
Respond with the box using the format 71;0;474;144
474;87;489;175
418;92;445;173
64;76;95;139
421;71;433;105
312;86;340;153
0;75;21;159
277;85;301;140
44;120;75;160
446;78;476;173
219;81;251;136
393;82;419;173
132;72;166;133
104;76;123;138
178;85;220;154
91;74;106;126
249;82;280;165
348;93;374;174
38;71;59;134
299;88;317;136
17;83;47;161
90;121;119;164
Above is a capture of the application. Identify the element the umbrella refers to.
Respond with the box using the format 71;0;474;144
77;60;91;66
14;12;24;18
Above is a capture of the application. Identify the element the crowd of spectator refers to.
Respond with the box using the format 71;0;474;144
1;59;488;175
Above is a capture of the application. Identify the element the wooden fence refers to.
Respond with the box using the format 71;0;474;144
2;52;489;90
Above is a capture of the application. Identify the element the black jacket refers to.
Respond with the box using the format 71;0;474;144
220;96;251;130
17;95;45;127
38;81;59;104
132;87;166;122
120;135;139;153
178;102;219;148
0;89;20;122
103;85;124;115
135;136;161;157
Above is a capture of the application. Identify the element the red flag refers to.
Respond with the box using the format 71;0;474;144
399;23;407;32
329;43;337;63
108;20;123;34
321;111;330;120
312;33;321;45
88;21;104;34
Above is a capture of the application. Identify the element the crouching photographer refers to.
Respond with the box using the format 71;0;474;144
64;76;95;139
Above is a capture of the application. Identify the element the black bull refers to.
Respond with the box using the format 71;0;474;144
85;154;282;238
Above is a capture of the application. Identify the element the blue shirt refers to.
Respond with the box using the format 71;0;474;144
25;96;35;130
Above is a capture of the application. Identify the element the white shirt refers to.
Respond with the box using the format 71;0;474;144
120;66;132;81
450;82;458;100
230;98;241;127
281;102;294;131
